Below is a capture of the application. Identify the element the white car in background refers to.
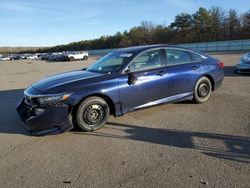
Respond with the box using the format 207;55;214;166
64;51;88;61
2;55;11;61
27;54;39;60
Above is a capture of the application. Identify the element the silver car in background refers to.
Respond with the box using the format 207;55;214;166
236;52;250;73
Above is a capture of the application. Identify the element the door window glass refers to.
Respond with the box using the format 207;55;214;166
130;50;163;71
165;49;192;65
190;52;203;62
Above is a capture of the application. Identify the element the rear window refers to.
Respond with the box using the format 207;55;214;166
165;49;192;65
190;52;203;62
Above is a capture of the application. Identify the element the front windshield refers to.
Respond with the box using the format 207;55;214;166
87;51;134;73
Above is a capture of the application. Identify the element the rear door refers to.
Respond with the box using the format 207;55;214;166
163;48;203;97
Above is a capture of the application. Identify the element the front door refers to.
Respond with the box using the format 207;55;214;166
118;49;168;114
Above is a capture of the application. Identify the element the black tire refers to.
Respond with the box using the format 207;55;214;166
76;97;109;132
83;56;88;60
69;57;74;61
193;77;212;103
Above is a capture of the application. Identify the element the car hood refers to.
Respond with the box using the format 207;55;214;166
32;70;101;92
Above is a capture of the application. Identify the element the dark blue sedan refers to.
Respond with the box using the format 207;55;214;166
17;45;224;135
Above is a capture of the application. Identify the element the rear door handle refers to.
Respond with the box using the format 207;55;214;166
156;70;165;76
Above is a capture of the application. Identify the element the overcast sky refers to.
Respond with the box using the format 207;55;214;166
0;0;249;47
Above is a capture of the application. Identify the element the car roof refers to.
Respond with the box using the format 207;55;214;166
116;44;203;55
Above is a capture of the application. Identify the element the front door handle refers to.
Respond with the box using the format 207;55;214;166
156;71;165;76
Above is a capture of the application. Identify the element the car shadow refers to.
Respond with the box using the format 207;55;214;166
1;89;250;164
0;89;29;135
223;66;250;77
74;122;250;163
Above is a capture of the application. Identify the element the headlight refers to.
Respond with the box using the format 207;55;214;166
36;93;71;104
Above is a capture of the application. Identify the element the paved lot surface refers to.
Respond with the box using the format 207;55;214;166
0;54;249;188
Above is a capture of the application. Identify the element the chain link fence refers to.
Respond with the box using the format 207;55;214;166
88;39;250;55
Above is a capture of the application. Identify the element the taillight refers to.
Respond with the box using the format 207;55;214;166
218;60;224;68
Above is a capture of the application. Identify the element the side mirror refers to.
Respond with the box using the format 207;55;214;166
125;66;137;85
124;67;131;74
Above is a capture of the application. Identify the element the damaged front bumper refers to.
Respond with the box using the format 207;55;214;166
16;98;73;136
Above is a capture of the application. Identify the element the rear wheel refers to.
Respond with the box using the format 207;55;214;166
193;77;212;103
76;97;109;132
69;56;74;61
83;56;88;60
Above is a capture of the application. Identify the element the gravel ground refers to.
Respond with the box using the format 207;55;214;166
0;53;249;188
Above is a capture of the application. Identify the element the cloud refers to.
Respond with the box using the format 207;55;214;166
0;1;64;14
0;1;102;18
0;2;34;13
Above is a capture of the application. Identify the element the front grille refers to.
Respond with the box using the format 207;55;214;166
40;102;64;109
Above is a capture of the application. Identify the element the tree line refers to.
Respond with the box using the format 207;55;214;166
40;7;250;53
